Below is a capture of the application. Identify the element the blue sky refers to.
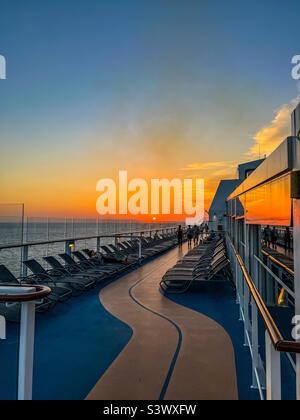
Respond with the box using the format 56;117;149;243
0;0;300;215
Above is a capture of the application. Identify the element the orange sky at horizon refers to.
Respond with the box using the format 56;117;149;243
1;89;298;220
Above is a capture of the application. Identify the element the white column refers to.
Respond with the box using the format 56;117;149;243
18;301;36;400
138;236;142;260
244;221;249;270
265;331;281;400
251;301;259;388
293;198;300;399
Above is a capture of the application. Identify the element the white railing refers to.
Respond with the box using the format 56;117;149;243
0;225;179;277
0;285;51;400
226;233;300;400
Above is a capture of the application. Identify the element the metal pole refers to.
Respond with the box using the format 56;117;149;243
97;237;101;253
22;245;28;278
265;330;281;400
138;235;142;260
18;301;36;400
251;299;259;388
20;204;25;276
293;198;300;399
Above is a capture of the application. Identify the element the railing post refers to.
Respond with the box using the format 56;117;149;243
243;282;250;347
138;234;142;260
265;331;281;400
237;265;243;320
22;245;29;278
97;237;101;253
244;221;249;270
293;198;300;399
235;254;240;306
251;300;259;388
18;301;36;400
115;236;118;249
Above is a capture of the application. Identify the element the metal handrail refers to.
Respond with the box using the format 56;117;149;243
0;284;51;302
0;226;178;251
227;235;300;354
262;249;294;277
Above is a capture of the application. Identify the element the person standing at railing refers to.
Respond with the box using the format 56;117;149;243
193;224;199;246
177;225;183;247
199;225;204;244
271;227;278;250
284;227;292;255
186;225;193;248
263;225;272;248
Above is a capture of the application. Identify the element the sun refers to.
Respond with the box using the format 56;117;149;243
152;217;157;221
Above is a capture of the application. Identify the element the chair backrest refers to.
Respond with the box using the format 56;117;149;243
59;253;77;266
0;265;18;283
73;251;88;262
124;242;136;251
210;253;226;268
44;256;65;271
141;238;149;247
101;245;114;255
23;259;48;279
130;240;138;250
207;259;229;280
109;245;122;254
109;244;119;252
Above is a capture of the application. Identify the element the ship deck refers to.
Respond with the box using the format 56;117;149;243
0;243;266;400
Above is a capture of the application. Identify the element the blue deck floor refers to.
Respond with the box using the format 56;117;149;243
0;279;133;400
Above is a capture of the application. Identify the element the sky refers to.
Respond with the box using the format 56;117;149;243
0;0;300;218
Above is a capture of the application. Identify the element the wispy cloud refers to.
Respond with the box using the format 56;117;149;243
180;160;238;211
248;83;300;158
180;161;236;172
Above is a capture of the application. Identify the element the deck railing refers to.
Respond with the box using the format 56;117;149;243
0;225;179;277
226;234;300;400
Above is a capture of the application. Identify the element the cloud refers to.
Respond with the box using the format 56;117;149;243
179;160;238;212
180;160;236;173
248;84;300;157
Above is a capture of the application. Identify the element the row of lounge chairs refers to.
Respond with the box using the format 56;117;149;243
160;235;230;294
0;232;179;322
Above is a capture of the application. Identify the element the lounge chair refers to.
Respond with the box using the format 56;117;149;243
23;260;73;301
0;264;55;322
43;256;97;291
72;250;125;274
58;253;112;280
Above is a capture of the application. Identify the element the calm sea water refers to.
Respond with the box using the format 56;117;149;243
0;221;159;277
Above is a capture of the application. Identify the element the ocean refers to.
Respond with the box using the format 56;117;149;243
0;219;171;277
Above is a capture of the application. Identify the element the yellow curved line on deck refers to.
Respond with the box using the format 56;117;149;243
86;245;238;400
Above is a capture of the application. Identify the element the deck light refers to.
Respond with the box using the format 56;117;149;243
278;287;285;306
